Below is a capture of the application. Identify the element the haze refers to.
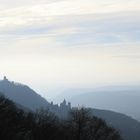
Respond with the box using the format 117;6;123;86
0;0;140;98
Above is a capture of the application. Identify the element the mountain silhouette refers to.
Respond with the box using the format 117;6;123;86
0;76;50;110
0;77;71;117
0;77;140;140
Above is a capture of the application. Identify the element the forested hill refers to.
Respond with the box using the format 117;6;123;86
0;77;140;140
0;77;71;117
0;95;122;140
91;108;140;140
0;76;50;110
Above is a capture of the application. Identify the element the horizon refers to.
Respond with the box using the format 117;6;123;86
0;76;140;100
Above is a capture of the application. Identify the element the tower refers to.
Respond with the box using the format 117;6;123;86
68;102;71;109
3;76;8;81
63;99;66;105
60;99;66;108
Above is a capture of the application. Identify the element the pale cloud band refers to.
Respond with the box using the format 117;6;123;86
0;0;140;28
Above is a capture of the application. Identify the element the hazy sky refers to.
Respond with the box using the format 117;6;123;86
0;0;140;98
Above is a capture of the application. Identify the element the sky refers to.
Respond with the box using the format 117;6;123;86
0;0;140;99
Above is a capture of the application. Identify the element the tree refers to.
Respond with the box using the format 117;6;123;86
0;95;123;140
67;107;123;140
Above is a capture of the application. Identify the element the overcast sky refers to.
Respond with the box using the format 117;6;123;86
0;0;140;98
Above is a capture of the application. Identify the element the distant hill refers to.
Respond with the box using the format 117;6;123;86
0;77;140;140
0;77;71;117
91;108;140;140
55;87;140;121
0;76;50;110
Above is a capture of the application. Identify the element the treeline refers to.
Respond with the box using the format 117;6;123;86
0;95;123;140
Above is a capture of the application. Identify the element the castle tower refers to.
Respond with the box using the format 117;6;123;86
68;102;71;109
3;76;8;81
63;99;66;105
60;99;67;108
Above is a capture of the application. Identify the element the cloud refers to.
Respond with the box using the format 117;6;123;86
114;55;140;59
0;0;140;41
0;12;140;44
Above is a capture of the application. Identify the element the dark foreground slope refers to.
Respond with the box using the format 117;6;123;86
0;95;122;140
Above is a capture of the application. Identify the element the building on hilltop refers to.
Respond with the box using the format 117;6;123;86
60;99;71;110
3;76;8;81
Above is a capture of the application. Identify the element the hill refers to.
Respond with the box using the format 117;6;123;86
91;108;140;140
0;77;71;117
55;87;140;121
0;76;50;110
0;77;140;140
0;95;122;140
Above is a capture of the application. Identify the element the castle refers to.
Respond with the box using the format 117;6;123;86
60;99;71;110
3;76;8;81
51;99;71;110
50;99;71;118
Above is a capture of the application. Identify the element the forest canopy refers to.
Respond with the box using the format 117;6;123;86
0;95;122;140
